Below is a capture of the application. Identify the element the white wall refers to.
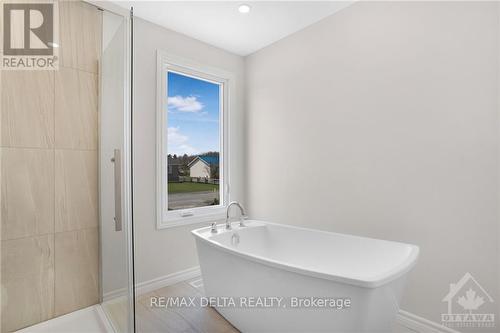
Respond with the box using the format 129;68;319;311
245;1;499;328
133;18;245;284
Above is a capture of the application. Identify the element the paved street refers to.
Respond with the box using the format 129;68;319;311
169;191;219;210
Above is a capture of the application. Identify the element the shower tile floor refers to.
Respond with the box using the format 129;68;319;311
15;305;113;333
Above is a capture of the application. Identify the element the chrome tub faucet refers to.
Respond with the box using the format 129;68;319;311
225;201;247;230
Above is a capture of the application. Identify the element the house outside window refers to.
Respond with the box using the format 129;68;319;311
188;156;219;180
157;51;231;228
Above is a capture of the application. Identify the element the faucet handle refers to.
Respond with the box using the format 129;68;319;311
210;222;218;233
239;215;248;227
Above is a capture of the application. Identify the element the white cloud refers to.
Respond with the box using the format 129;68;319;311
167;127;199;156
168;95;204;112
168;127;188;145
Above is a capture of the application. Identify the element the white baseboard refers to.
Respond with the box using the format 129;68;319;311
102;287;127;302
397;310;461;333
103;266;201;302
135;266;201;295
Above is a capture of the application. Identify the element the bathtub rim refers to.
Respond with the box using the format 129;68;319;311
192;220;419;289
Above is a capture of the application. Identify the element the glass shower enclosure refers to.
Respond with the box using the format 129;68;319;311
99;4;135;333
0;1;135;332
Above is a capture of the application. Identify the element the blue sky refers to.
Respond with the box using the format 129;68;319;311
167;71;220;156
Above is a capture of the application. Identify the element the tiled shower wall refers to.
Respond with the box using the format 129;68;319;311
1;1;102;331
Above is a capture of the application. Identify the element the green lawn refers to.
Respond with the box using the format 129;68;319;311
168;182;219;194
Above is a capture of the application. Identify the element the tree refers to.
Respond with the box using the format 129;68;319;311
209;163;219;179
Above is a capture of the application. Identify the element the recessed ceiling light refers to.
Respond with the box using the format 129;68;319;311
47;42;59;48
238;4;251;14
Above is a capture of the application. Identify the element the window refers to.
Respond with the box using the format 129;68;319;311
157;51;230;228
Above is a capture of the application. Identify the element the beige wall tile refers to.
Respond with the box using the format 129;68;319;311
59;0;101;73
1;148;55;240
55;149;97;232
55;67;98;150
1;71;54;148
1;235;55;332
54;228;99;316
0;2;102;330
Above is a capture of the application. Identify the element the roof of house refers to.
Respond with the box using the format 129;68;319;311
188;155;219;167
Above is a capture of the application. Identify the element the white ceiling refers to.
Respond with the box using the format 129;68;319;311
113;1;353;56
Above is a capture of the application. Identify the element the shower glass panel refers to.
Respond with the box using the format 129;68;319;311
99;6;135;333
0;1;134;332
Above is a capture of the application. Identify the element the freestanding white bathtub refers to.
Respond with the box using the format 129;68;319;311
192;220;419;333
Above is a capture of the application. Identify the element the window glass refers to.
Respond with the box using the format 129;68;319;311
166;71;221;211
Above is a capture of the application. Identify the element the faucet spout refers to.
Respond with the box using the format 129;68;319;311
225;201;247;229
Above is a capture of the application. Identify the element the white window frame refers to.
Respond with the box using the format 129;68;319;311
156;50;231;229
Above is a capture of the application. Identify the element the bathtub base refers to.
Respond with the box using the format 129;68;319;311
196;239;407;333
192;221;418;333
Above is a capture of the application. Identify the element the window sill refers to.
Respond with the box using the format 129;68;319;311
157;209;226;230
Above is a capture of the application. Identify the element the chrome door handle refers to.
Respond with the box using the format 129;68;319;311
111;149;122;231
